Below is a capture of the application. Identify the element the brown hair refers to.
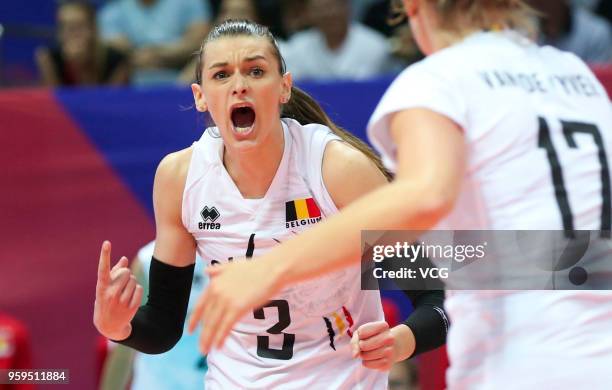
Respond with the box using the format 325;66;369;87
56;0;109;84
390;0;536;38
195;19;392;180
57;0;97;26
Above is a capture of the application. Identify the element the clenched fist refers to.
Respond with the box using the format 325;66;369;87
351;321;396;371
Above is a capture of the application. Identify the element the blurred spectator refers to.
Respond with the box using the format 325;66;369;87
99;241;208;390
351;0;382;21
279;0;312;38
573;0;612;23
178;0;260;84
216;0;259;23
35;1;129;87
388;24;424;67
359;0;423;67
388;359;420;390
361;0;397;37
574;0;597;8
280;0;395;81
98;0;212;85
595;1;612;25
256;0;288;39
0;313;34;390
208;0;286;38
528;0;612;64
207;0;305;40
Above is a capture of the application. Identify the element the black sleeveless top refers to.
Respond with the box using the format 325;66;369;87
49;45;127;85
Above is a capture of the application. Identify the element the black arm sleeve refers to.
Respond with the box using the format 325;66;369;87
114;257;195;354
402;289;449;357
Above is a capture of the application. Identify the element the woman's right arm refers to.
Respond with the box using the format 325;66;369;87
151;149;196;267
93;149;197;354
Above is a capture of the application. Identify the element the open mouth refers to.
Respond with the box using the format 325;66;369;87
231;106;256;134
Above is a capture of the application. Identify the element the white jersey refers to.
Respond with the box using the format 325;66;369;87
368;31;612;389
131;241;208;390
182;119;386;389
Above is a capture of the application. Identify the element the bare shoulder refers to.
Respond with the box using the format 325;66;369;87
323;140;377;173
153;149;197;266
322;140;388;209
155;147;194;188
153;147;194;206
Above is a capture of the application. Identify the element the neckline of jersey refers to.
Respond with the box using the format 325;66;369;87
216;121;291;204
462;29;534;49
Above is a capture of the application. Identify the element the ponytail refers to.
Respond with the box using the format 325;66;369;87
283;86;392;181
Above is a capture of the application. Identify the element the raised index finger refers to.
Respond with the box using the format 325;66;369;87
97;241;111;286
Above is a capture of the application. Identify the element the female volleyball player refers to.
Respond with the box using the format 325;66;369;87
193;1;612;388
94;19;448;389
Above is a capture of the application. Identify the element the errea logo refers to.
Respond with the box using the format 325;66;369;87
199;206;221;230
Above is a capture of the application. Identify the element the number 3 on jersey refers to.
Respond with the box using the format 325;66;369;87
244;234;295;360
538;117;611;237
254;300;295;360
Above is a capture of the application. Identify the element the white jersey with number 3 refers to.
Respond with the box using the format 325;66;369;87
368;31;612;389
182;119;386;389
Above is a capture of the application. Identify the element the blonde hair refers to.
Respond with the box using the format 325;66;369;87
391;0;537;42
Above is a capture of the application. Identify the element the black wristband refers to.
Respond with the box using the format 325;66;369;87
402;290;449;357
115;256;195;354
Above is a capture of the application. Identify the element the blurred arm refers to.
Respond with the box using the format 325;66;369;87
35;48;60;87
151;21;209;68
262;108;465;289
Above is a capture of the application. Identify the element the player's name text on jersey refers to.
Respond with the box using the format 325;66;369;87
479;70;599;97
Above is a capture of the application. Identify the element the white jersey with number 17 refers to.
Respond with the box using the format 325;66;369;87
368;31;612;389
